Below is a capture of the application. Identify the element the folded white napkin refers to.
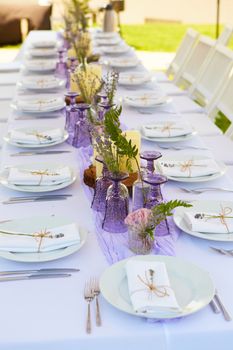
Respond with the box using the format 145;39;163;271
29;48;57;57
31;40;57;48
25;59;56;71
125;93;168;107
17;97;63;112
0;223;80;253
126;260;180;314
10;128;63;144
21;76;62;89
183;209;233;233
158;158;220;178
8;166;71;186
119;72;151;85
111;57;139;67
142;121;193;138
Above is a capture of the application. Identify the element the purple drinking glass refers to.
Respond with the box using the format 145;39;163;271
91;157;112;213
140;151;162;174
142;173;167;209
66;56;78;90
72;103;92;148
132;174;150;211
102;172;129;233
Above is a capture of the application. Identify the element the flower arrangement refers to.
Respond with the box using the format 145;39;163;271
125;200;192;240
93;106;139;174
63;0;90;33
103;71;119;105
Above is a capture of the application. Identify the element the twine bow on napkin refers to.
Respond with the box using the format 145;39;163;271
196;205;233;233
179;159;206;177
30;169;60;185
130;269;169;301
161;122;182;136
28;131;52;143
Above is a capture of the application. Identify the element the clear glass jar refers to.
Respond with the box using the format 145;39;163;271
128;227;153;255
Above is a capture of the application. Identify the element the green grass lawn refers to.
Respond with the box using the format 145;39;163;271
121;23;221;52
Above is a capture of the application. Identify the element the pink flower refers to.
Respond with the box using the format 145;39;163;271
125;208;152;231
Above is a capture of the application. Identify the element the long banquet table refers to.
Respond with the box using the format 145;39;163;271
0;30;233;350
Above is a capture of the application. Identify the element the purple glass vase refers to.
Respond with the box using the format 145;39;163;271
142;173;167;209
65;92;79;144
55;48;67;80
91;157;112;213
102;172;129;233
72;103;92;148
140;151;162;174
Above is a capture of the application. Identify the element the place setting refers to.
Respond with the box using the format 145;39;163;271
123;90;172;112
11;95;65;114
0;162;76;193
17;75;66;91
0;215;87;262
21;59;57;73
118;71;153;87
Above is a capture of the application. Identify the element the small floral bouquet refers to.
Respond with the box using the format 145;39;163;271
125;200;192;254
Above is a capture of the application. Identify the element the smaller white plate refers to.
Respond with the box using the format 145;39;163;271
119;72;152;86
173;200;233;242
100;255;214;319
23;59;57;72
109;57;139;68
4;127;68;148
124;92;171;108
156;155;226;183
27;48;58;57
0;162;76;193
0;215;87;262
11;96;65;113
96;37;121;46
17;75;65;90
95;32;119;39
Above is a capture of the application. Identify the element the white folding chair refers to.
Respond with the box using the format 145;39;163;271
217;25;233;46
166;28;199;79
173;35;216;89
207;69;233;139
189;44;233;106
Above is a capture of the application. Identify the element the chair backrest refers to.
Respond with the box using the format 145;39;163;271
217;25;233;46
174;35;215;87
166;28;199;78
207;69;233;138
190;44;233;106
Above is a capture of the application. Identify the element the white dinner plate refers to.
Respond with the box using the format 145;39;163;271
119;72;152;86
11;96;65;113
140;123;196;143
156;155;226;183
23;59;57;72
0;162;76;193
17;75;65;90
124;92;171;108
173;200;233;242
27;48;58;57
94;32;119;39
0;216;87;262
4;127;68;148
100;255;214;319
96;37;121;46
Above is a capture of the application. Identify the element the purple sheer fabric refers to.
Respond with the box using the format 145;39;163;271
77;147;181;265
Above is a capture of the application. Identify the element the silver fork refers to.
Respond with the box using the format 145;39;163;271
84;281;94;334
157;145;209;151
178;187;233;194
92;277;102;326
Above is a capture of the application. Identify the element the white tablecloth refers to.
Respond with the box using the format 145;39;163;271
0;30;232;350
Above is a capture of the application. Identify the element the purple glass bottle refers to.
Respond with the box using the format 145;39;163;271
72;103;92;148
66;57;78;90
142;173;167;209
97;102;115;121
65;92;79;144
91;157;112;213
102;172;129;233
55;48;67;80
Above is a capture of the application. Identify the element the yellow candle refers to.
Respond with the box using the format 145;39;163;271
70;63;102;96
68;46;76;58
119;130;141;173
93;147;103;178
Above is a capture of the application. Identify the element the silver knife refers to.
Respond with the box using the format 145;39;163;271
0;268;80;276
11;150;71;156
214;290;232;321
0;273;71;282
8;194;72;201
15;115;62;120
3;197;68;204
